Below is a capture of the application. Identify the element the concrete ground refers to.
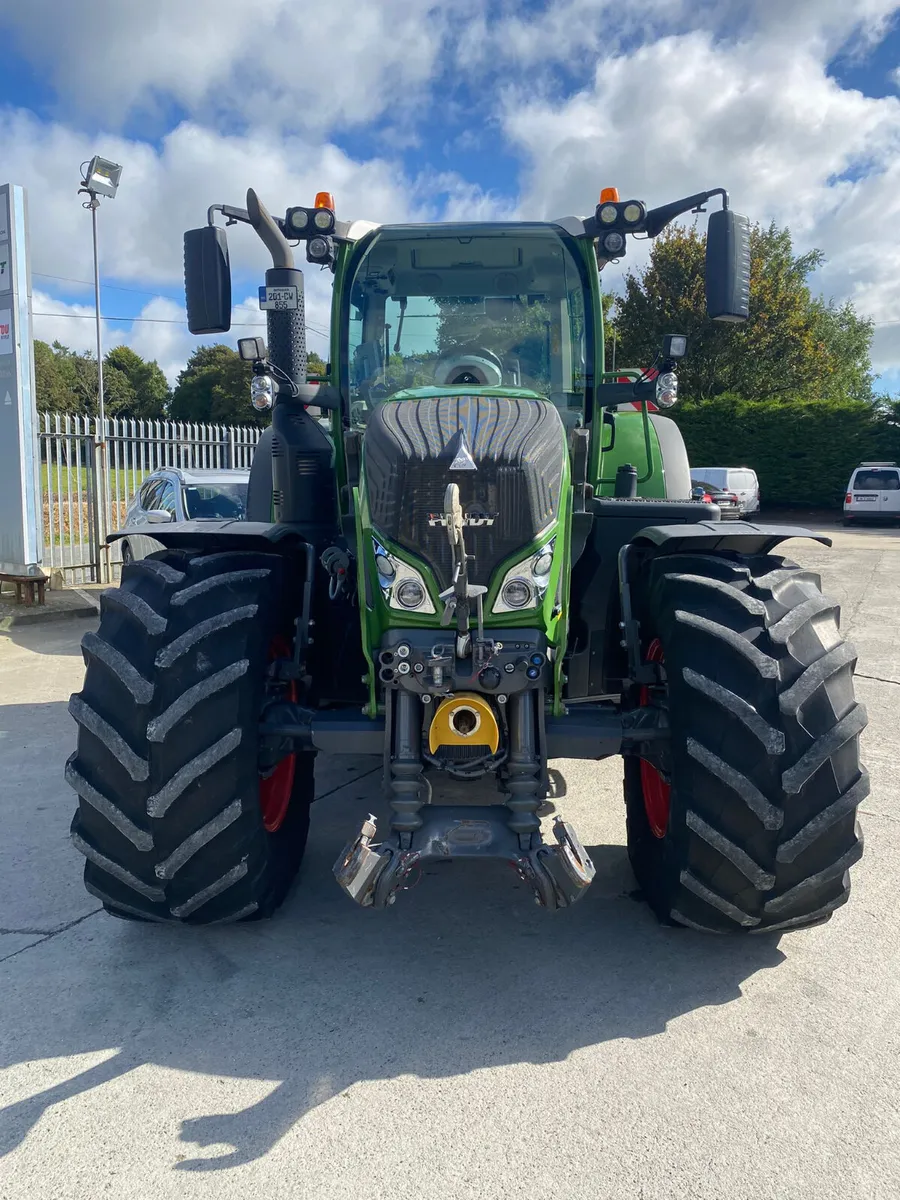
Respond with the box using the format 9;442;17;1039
1;521;898;1200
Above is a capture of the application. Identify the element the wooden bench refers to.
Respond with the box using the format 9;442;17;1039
0;573;47;606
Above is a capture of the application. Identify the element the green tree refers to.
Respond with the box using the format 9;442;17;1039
105;346;170;418
171;344;258;425
613;222;875;404
42;342;136;418
33;339;77;412
307;350;326;376
674;393;900;507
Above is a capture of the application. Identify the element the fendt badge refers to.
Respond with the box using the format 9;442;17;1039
427;511;497;527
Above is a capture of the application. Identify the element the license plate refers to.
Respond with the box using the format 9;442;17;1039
258;285;299;311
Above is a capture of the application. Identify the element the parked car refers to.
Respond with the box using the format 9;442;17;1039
690;466;760;514
690;481;743;520
843;462;900;524
120;467;250;562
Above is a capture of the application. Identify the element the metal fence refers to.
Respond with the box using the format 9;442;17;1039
39;413;262;584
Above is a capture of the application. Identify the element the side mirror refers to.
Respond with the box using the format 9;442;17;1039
705;209;750;322
184;226;232;334
146;509;174;524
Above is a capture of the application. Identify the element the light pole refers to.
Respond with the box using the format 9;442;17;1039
78;156;122;581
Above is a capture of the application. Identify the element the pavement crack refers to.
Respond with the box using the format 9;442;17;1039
314;764;382;802
0;908;103;964
859;808;900;824
841;550;885;640
856;672;900;687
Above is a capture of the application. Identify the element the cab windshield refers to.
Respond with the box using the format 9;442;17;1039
344;224;592;428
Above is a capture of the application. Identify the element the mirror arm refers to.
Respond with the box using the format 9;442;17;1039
207;203;252;228
643;187;730;238
207;202;293;255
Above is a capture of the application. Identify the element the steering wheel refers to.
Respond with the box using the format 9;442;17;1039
433;345;504;387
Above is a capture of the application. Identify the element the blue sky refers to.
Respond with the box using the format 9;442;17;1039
0;0;898;392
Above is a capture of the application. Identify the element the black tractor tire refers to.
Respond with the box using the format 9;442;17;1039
625;550;867;934
67;549;313;924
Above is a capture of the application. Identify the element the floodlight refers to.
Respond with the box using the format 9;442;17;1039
84;156;123;199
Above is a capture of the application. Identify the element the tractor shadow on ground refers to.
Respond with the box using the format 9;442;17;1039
0;754;786;1172
0;613;97;657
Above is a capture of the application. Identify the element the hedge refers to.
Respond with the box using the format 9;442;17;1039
671;396;900;508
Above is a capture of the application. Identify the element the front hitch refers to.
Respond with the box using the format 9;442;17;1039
332;807;596;911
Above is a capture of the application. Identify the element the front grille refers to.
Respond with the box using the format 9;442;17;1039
364;395;566;589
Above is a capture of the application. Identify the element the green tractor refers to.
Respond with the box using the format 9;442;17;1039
66;184;867;933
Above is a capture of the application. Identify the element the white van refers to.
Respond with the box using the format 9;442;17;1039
690;466;760;514
843;462;900;523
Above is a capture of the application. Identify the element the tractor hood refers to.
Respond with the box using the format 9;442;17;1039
362;392;567;591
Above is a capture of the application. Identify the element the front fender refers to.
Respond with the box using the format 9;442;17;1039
107;520;310;554
630;520;831;555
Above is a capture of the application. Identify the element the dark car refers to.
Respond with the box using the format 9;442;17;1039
690;481;742;520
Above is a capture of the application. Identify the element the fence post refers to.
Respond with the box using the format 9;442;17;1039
87;420;101;584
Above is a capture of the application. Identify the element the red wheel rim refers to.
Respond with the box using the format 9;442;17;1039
259;637;297;833
639;638;670;839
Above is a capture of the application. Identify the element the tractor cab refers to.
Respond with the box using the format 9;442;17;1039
342;222;592;433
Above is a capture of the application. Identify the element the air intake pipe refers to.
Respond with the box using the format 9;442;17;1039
246;189;338;544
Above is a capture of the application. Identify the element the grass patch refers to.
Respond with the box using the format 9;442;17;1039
41;464;146;497
41;464;145;546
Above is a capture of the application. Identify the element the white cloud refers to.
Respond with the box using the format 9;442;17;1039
5;1;900;390
0;109;508;291
9;0;889;133
31;288;126;356
455;0;899;76
0;0;454;135
501;29;900;377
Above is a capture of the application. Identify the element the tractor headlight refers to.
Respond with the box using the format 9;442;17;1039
656;371;678;407
396;579;426;609
622;201;645;225
250;374;275;410
286;207;309;233
313;208;335;232
501;578;533;609
601;231;625;257
372;539;435;614
375;552;395;583
532;548;553;577
598;203;618;224
493;540;555;614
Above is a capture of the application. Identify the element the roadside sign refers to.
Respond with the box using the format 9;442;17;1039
0;184;41;575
